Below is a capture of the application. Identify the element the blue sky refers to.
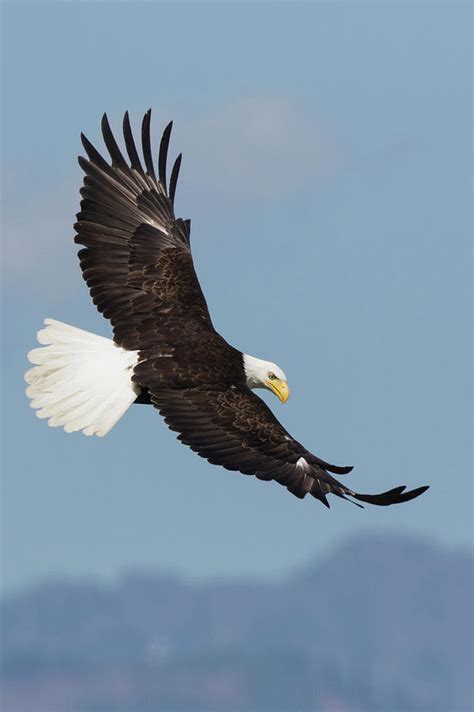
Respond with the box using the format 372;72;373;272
1;1;472;594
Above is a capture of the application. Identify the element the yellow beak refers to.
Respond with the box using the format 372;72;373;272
266;378;290;403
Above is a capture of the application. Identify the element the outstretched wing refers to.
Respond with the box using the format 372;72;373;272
134;359;429;507
75;110;213;351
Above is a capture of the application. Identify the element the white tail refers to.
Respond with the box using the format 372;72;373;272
25;319;140;437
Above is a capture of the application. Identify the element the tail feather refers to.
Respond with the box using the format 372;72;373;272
25;319;140;436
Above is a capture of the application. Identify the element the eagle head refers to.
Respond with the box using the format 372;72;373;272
243;354;289;403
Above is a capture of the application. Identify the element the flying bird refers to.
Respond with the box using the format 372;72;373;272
25;110;428;509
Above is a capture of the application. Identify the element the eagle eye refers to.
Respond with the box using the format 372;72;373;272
268;372;276;380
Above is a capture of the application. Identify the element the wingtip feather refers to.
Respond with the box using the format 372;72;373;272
353;483;429;506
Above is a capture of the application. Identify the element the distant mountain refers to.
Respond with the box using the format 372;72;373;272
1;533;472;711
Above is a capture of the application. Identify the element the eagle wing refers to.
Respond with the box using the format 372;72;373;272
75;110;212;351
134;362;428;507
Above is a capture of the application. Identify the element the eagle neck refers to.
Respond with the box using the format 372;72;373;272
242;353;266;389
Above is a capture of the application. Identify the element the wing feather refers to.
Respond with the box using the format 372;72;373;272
141;109;156;179
169;154;182;207
158;121;173;193
122;111;144;172
101;113;129;171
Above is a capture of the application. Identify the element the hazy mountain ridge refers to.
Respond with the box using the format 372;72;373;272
2;533;472;711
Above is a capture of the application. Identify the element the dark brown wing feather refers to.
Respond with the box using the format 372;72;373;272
75;109;208;350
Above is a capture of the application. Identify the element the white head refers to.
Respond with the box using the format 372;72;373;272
243;354;290;403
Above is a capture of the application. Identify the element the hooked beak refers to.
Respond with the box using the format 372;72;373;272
266;378;290;403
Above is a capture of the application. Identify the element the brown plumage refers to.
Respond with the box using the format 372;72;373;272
29;109;429;509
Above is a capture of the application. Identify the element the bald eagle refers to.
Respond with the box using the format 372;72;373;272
25;110;428;509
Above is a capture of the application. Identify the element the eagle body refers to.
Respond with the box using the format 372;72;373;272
25;110;428;509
